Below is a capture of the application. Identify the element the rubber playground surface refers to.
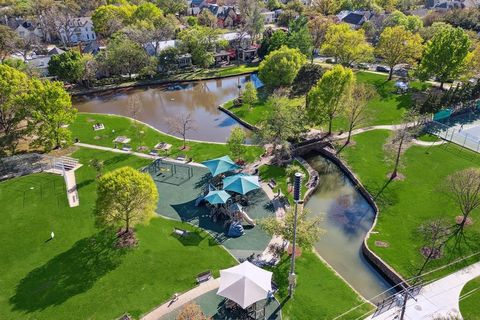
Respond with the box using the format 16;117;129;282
144;160;275;259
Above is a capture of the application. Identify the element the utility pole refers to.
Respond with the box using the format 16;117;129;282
288;172;302;297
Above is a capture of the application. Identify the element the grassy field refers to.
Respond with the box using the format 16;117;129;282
340;130;480;280
0;148;237;320
258;161;309;203
273;251;373;320
226;71;430;131
459;276;480;320
70;113;263;163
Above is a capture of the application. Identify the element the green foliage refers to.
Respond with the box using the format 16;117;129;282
260;207;323;248
95;166;158;232
103;34;149;77
27;79;77;151
131;2;163;23
307;65;354;134
0;25;20;61
198;9;217;28
286;16;313;57
186;16;198;26
0;64;30;154
155;0;187;15
267;30;287;54
417;25;471;88
227;127;246;160
242;81;257;107
266;0;282;10
321;23;373;66
291;63;324;96
48;50;84;83
375;26;423;80
285;163;304;183
384;10;423;33
92;4;134;38
158;47;180;72
177;26;221;67
258;46;306;88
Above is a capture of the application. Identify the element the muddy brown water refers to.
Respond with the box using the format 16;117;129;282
73;75;252;143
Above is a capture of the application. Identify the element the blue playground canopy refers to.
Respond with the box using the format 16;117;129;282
223;174;261;195
204;190;231;205
250;74;264;89
202;156;240;177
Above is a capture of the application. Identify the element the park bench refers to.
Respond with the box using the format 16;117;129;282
268;178;277;189
196;270;212;284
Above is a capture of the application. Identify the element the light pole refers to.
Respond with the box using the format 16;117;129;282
288;172;302;297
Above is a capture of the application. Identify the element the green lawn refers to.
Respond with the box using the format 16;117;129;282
258;161;309;203
460;276;480;320
70;113;263;163
273;251;373;320
0;148;237;320
340;130;480;280
224;93;304;126
225;71;430;132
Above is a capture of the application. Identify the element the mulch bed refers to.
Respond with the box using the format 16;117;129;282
455;216;473;226
387;172;405;181
375;240;390;248
116;228;138;248
420;246;442;259
287;244;302;257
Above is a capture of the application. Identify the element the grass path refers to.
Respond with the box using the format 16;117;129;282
460;276;480;320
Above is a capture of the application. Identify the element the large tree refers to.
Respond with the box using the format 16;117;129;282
443;168;480;230
0;25;21;62
321;23;373;66
0;64;30;154
48;50;84;83
308;15;334;61
375;26;423;80
291;63;324;96
258;46;306;88
417;25;471;89
198;9;217;28
227;127;247;160
307;65;354;135
238;0;265;41
95;166;158;238
92;4;134;38
177;26;221;67
260;207;323;248
155;0;187;15
27;79;77;151
383;10;423;33
102;34;149;78
256;95;307;159
310;0;341;15
286;16;313;58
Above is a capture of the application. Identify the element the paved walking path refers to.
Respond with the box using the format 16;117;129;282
365;261;480;320
74;142;206;167
141;278;221;320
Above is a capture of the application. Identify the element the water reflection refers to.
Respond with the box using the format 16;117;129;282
73;76;251;142
305;155;392;302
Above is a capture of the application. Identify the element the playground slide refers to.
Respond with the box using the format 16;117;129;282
240;210;255;226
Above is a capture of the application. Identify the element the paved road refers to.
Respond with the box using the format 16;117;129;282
365;261;480;320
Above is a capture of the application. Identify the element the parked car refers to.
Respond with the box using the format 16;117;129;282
376;65;390;73
357;63;369;70
325;58;335;64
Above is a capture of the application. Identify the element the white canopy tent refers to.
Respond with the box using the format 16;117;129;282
217;261;273;309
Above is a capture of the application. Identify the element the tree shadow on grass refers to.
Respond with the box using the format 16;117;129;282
102;154;131;167
9;229;126;313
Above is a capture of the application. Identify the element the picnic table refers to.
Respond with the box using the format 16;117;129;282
154;142;172;152
113;136;131;144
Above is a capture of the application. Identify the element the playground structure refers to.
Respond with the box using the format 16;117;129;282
142;158;194;186
0;153;81;207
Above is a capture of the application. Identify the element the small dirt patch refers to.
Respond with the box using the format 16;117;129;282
387;172;405;181
375;241;390;248
455;216;473;226
137;146;148;151
420;246;442;259
178;145;191;151
287;244;302;257
116;228;138;248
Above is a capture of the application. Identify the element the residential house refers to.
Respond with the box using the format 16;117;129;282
337;10;372;29
203;5;238;28
187;0;205;15
261;11;276;24
26;46;65;77
57;17;96;45
426;0;465;10
13;20;49;42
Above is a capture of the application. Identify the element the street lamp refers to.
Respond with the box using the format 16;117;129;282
288;172;302;297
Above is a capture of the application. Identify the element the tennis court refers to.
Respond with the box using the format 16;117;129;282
427;110;480;153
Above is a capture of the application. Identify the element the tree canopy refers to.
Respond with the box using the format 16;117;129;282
417;25;471;89
321;23;373;66
95;166;158;234
177;25;221;67
375;26;423;80
48;50;85;83
258;46;307;88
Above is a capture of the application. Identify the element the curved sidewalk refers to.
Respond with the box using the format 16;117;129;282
365;261;480;319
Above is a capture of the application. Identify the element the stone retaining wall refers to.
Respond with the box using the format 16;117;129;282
293;142;408;289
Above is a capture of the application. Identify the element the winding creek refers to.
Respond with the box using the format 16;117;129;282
73;75;393;302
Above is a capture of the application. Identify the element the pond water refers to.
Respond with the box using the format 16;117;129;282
73;75;252;143
304;154;393;303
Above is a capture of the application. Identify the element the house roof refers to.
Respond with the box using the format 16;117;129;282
342;12;365;25
191;0;204;6
48;47;65;55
